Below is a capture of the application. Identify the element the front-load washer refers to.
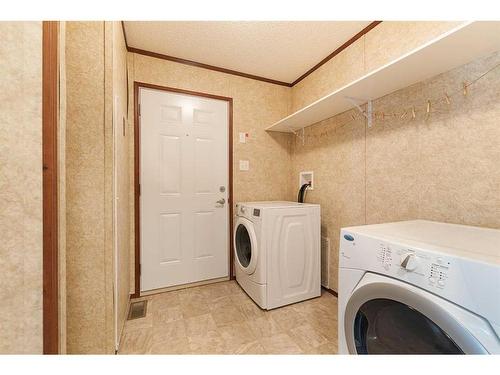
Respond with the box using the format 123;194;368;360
234;201;321;309
338;220;500;354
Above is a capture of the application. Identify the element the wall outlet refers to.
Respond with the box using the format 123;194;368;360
239;160;249;171
299;171;314;190
239;132;248;143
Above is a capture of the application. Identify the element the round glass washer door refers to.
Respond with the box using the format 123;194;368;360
234;217;258;274
344;273;487;354
353;298;463;354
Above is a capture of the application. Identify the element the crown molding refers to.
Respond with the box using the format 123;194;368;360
121;21;382;87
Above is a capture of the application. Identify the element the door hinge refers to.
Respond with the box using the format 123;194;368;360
139;264;141;276
138;183;141;196
138;103;141;117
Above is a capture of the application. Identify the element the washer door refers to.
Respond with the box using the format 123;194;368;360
234;217;258;274
344;273;487;354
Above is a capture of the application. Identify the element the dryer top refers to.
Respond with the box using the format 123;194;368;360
343;220;500;264
238;201;320;209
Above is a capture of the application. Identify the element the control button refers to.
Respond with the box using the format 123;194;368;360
428;277;436;284
241;206;246;213
437;257;443;264
438;279;445;286
400;253;418;271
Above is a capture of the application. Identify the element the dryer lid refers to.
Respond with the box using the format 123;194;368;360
239;201;319;209
343;220;500;264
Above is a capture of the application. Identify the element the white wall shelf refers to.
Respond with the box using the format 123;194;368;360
266;21;500;133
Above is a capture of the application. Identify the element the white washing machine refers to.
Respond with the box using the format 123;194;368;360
234;201;321;309
338;220;500;354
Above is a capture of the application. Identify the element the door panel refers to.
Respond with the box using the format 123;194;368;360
283;222;307;288
159;213;182;263
267;208;321;308
194;211;215;259
278;215;313;295
194;137;214;193
160;135;181;194
140;88;229;292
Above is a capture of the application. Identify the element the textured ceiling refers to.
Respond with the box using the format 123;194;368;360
123;21;372;83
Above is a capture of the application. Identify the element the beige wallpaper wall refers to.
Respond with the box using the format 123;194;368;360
65;21;133;354
291;21;463;113
65;21;115;354
58;21;68;354
127;53;292;291
112;21;131;346
290;50;500;291
0;21;43;354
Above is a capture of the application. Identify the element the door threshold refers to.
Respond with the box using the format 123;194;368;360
140;276;230;297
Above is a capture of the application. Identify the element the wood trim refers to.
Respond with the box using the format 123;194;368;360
42;20;59;354
133;81;140;298
228;99;234;281
128;47;292;87
291;21;382;86
133;82;234;297
122;21;382;88
120;21;129;48
322;287;338;298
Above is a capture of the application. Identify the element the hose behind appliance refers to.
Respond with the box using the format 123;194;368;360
297;183;311;203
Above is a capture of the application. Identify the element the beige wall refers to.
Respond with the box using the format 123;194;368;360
65;21;115;354
65;21;131;354
0;21;43;354
291;21;462;113
58;20;68;354
112;21;131;346
128;52;292;291
290;50;500;291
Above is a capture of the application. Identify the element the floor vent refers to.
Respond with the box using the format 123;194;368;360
127;300;147;320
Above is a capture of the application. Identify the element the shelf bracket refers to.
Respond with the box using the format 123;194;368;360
292;127;305;145
344;96;373;128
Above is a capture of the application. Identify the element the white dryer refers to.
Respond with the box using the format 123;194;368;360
338;220;500;354
234;201;321;309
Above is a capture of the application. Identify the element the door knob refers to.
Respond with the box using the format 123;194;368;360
216;198;226;205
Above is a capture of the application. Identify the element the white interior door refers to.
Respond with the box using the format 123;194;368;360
140;87;229;292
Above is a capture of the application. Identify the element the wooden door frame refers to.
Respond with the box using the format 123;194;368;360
42;21;59;354
133;81;234;298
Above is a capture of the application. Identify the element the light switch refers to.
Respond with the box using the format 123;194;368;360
239;160;249;171
239;132;247;143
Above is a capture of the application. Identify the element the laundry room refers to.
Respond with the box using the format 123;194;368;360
1;1;500;372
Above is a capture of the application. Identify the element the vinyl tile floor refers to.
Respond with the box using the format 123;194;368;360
118;280;338;354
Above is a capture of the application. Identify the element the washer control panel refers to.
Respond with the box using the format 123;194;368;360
377;243;393;270
429;259;450;287
376;241;452;290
